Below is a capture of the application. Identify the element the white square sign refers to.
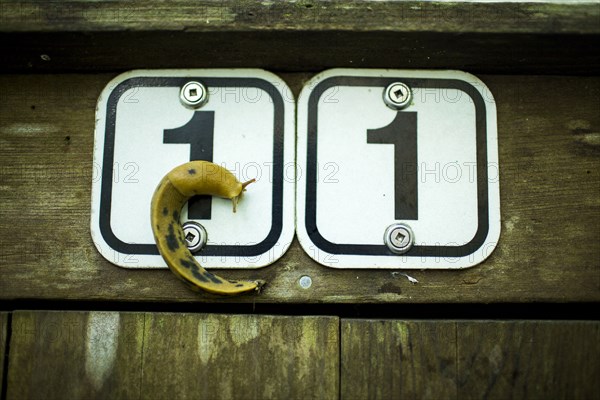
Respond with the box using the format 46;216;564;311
91;69;295;269
296;69;501;269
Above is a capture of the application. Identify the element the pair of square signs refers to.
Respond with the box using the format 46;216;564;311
91;69;500;271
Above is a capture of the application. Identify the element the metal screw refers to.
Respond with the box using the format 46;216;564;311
384;223;415;254
182;221;208;253
180;81;208;108
384;82;412;110
299;275;312;289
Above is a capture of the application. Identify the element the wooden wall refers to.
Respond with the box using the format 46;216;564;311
1;312;598;399
1;1;598;399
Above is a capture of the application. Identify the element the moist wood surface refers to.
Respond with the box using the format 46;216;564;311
6;311;339;400
0;73;598;304
456;321;600;400
341;320;600;400
5;314;598;400
0;1;598;74
7;311;143;400
341;320;458;399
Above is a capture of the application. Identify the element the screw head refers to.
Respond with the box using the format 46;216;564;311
298;275;312;289
384;223;415;255
182;221;208;253
384;82;412;110
180;81;208;108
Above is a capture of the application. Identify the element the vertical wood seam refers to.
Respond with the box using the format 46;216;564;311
455;321;459;400
1;313;12;400
338;319;342;400
138;313;146;400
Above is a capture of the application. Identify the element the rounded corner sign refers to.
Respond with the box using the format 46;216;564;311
91;69;296;269
296;69;501;269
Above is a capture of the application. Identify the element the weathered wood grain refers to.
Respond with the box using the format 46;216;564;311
2;1;597;34
0;73;599;304
140;313;339;400
456;321;600;400
0;1;598;74
0;312;8;395
341;320;600;400
341;320;457;399
7;311;144;400
6;311;338;400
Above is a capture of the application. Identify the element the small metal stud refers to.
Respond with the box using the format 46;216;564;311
299;275;312;289
384;223;415;255
180;81;208;108
182;221;208;253
384;82;412;110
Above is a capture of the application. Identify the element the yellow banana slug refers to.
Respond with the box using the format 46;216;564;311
150;160;262;296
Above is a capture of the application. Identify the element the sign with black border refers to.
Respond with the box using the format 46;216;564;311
91;69;295;269
296;69;501;269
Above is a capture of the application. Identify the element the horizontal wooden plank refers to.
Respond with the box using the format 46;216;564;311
0;1;598;74
341;320;600;400
0;73;599;304
1;1;597;34
6;311;339;400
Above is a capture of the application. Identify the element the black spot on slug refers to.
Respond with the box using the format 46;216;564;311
188;169;196;175
162;207;168;216
156;224;160;231
235;284;244;287
173;210;179;221
179;259;194;269
180;259;209;282
204;271;223;284
165;224;180;252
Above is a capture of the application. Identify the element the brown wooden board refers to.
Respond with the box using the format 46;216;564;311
140;313;339;399
0;1;598;74
341;320;600;400
456;321;600;400
7;311;143;399
6;311;338;400
341;320;458;399
0;73;599;304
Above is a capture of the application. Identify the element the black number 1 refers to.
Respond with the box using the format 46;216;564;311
367;112;418;220
164;111;215;219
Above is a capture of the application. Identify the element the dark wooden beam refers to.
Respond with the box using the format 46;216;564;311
0;73;598;304
1;1;598;74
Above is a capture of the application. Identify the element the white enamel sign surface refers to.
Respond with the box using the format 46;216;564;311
296;69;500;269
91;69;295;269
